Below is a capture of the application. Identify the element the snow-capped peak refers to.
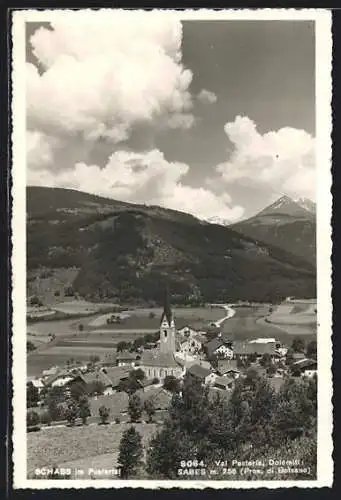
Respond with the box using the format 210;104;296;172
204;216;231;226
294;197;316;214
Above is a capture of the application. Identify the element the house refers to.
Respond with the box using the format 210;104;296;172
233;341;278;360
100;365;131;390
68;369;117;395
216;359;240;378
28;378;45;393
186;364;216;386
137;387;172;412
292;358;317;377
43;371;74;389
178;334;204;355
204;337;233;360
292;352;306;362
177;324;204;337
214;375;235;391
42;366;59;378
116;351;139;367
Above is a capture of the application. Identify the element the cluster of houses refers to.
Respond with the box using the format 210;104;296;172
27;291;317;421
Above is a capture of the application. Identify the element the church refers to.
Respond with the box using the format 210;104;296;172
139;289;183;381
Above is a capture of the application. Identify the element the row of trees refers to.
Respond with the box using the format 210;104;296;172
116;331;160;354
115;371;317;479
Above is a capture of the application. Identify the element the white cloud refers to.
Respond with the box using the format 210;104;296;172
197;89;217;104
27;13;195;171
29;149;244;222
216;115;316;201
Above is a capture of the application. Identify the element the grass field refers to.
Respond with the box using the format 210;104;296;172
221;305;316;344
27;422;159;478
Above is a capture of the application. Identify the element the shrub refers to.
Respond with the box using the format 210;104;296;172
115;416;121;424
27;410;40;428
152;377;160;385
99;405;110;424
40;411;52;426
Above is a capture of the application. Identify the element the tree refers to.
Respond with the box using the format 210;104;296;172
118;426;143;478
99;405;110;424
306;340;317;359
89;354;100;364
128;394;143;422
27;341;36;352
79;396;91;425
163;375;180;393
87;380;105;396
148;311;156;319
70;380;87;400
144;398;156;423
65;399;79;426
117;341;130;353
292;338;305;353
152;377;160;385
260;353;272;368
267;364;277;377
27;382;39;407
27;410;40;428
78;323;84;332
131;368;145;381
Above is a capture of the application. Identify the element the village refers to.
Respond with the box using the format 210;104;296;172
26;290;318;431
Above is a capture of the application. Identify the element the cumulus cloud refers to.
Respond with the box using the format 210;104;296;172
216;115;315;201
28;149;244;222
27;13;195;172
197;89;217;104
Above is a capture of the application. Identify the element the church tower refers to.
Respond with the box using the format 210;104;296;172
159;287;176;354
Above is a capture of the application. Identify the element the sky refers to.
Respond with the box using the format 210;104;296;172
25;14;315;221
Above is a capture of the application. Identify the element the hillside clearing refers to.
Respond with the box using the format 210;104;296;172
27;422;159;477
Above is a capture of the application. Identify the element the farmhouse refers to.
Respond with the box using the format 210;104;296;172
68;370;115;395
177;325;204;337
292;358;317;377
139;288;182;381
186;364;216;386
178;334;204;355
116;351;139;367
43;371;74;388
214;375;235;391
137;387;172;412
204;337;233;359
216;359;240;378
28;378;45;393
233;341;278;360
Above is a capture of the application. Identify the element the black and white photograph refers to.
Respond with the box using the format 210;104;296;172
11;9;332;488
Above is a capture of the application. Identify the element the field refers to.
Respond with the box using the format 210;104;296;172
263;300;317;336
27;422;159;478
27;306;224;376
221;304;316;344
27;302;317;377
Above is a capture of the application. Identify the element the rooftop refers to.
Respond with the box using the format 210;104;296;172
140;350;180;368
216;359;239;375
233;341;277;356
187;364;211;379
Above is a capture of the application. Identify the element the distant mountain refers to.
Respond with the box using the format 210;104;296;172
295;197;316;214
204;215;231;227
26;187;316;304
232;195;316;265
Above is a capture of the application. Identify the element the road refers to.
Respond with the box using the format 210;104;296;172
208;304;236;327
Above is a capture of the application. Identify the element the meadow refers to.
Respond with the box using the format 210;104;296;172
27;422;159;478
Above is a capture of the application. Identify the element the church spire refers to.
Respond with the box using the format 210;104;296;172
161;286;173;326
